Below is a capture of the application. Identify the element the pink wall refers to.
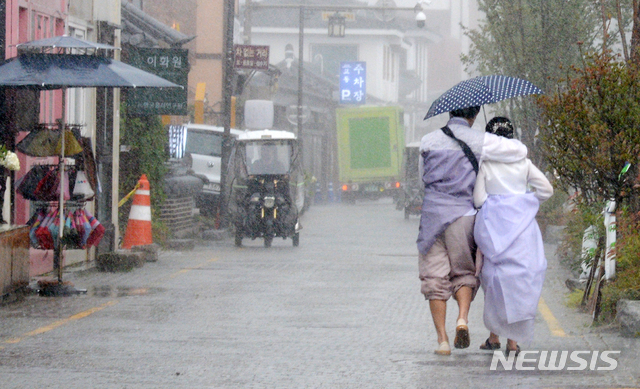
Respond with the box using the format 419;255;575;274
6;0;67;226
6;1;68;275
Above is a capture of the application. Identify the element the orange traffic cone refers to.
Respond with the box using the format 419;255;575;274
122;174;153;249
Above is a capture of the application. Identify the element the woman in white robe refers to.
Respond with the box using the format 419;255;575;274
473;117;553;356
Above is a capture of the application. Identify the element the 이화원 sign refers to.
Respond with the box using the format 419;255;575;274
340;61;366;104
234;45;269;70
125;47;189;116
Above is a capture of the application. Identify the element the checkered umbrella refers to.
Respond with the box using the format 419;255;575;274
424;75;544;120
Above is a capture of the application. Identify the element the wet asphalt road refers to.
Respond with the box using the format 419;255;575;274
1;199;639;388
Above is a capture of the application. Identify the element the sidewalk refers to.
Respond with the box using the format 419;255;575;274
539;241;640;384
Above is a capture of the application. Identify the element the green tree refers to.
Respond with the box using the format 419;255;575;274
462;0;601;164
538;51;640;206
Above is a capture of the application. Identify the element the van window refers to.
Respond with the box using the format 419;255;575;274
185;130;224;157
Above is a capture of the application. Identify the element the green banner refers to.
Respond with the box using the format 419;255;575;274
125;47;189;116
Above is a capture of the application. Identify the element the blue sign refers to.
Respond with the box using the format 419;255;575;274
340;61;366;104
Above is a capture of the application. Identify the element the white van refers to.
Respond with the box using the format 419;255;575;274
181;124;242;214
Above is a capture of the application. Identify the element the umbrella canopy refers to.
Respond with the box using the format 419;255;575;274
16;35;118;54
424;75;543;120
0;53;181;89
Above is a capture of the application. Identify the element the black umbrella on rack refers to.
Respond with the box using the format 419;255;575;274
0;35;182;295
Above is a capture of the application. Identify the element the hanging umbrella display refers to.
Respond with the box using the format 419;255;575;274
0;35;182;295
424;75;544;120
16;125;83;157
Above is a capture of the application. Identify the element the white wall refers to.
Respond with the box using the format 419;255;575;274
94;0;121;23
249;27;405;103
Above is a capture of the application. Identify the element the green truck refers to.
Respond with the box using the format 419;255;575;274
335;106;405;203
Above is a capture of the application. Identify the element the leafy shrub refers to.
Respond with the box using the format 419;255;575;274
119;108;169;241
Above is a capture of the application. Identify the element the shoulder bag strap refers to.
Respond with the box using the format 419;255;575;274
440;126;479;175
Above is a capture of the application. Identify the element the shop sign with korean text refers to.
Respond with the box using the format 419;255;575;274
125;48;189;116
340;61;366;104
234;45;269;70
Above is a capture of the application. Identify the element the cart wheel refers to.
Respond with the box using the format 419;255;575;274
404;207;410;219
235;232;242;247
264;236;273;248
292;232;299;247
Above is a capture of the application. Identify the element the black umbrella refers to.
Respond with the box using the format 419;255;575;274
424;75;543;120
0;53;180;89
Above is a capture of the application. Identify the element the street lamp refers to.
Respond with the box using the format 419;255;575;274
285;43;295;68
415;9;426;28
328;12;346;37
414;0;430;28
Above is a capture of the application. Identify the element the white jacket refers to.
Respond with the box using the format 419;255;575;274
473;158;553;208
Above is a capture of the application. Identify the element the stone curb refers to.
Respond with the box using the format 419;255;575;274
616;299;640;337
96;250;145;272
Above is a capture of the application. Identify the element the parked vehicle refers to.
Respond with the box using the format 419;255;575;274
180;124;242;215
335;106;405;203
396;142;424;219
227;130;304;247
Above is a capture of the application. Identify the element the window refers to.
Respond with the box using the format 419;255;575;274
383;46;397;82
185;130;224;157
245;141;292;175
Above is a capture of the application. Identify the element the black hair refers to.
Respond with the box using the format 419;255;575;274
450;106;481;119
485;116;514;139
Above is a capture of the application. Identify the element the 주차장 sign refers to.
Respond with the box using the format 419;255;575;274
340;61;366;104
125;47;189;116
234;45;269;70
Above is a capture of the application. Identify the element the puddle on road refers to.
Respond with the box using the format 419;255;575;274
87;286;164;298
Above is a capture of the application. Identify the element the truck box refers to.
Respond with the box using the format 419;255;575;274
335;106;405;202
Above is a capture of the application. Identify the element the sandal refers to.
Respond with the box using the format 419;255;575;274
434;341;451;356
454;319;470;349
479;338;501;350
506;345;521;357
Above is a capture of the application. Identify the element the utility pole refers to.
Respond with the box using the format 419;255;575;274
298;6;304;142
220;0;236;228
244;0;252;45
